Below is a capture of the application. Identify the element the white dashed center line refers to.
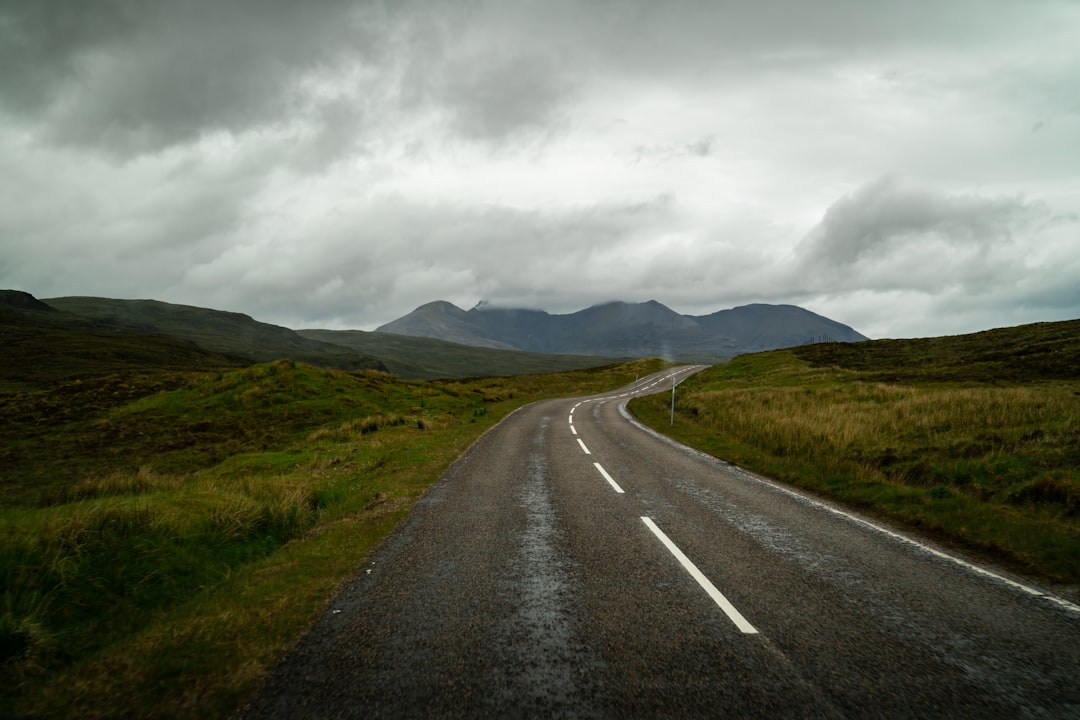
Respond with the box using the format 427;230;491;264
641;516;758;635
593;463;624;493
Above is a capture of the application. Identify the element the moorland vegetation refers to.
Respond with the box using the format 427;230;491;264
631;319;1080;588
5;290;1077;718
0;309;667;717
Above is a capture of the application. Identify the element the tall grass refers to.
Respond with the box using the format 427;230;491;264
684;382;1077;486
631;349;1080;583
0;472;324;682
306;415;409;443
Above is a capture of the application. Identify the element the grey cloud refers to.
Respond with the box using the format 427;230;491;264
686;137;713;157
0;0;138;111
0;0;583;157
798;176;1038;270
1;0;1076;341
631;136;717;164
435;53;574;142
0;0;383;156
0;123;282;300
393;5;578;145
780;177;1079;335
522;0;1053;81
2;0;1060;158
285;100;370;173
171;193;681;328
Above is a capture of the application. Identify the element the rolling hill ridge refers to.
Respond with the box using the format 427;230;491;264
3;291;867;382
44;296;388;373
1;292;624;382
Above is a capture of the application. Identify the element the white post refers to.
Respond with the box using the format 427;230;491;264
670;375;676;426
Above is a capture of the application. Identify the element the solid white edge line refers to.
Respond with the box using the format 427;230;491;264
593;462;625;494
577;438;591;455
618;401;1080;616
641;516;758;634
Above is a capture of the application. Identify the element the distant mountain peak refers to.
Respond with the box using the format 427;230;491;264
377;299;867;359
416;300;465;313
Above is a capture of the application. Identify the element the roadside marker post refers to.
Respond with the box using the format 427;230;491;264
670;375;676;426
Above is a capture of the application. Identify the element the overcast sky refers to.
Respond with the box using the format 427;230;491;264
2;0;1077;338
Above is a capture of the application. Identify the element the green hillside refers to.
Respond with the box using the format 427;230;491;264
36;294;621;379
631;318;1080;587
0;303;249;392
299;328;625;379
44;296;387;373
793;319;1080;382
0;346;667;718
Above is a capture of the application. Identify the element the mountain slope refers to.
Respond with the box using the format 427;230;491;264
376;300;518;350
1;293;249;390
793;318;1080;382
377;299;867;359
45;296;387;372
693;303;867;352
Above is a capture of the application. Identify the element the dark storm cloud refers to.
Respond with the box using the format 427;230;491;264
0;0;137;110
0;0;1062;156
0;0;381;155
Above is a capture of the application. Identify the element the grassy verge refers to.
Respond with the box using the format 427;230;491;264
630;326;1080;589
1;358;668;718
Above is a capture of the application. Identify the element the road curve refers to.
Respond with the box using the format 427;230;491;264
239;366;1080;719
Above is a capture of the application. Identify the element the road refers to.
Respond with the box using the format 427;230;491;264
240;366;1080;719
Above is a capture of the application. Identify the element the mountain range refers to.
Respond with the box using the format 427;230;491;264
2;290;867;385
376;299;868;360
0;291;618;385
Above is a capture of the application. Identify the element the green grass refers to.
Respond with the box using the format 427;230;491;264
630;319;1080;586
0;357;668;718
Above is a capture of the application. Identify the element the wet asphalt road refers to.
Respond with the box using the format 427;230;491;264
239;366;1080;719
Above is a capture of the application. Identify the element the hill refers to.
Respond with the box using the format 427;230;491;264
22;293;622;380
792;319;1080;383
44;296;388;373
377;299;867;359
697;303;867;351
0;292;250;391
298;329;625;380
